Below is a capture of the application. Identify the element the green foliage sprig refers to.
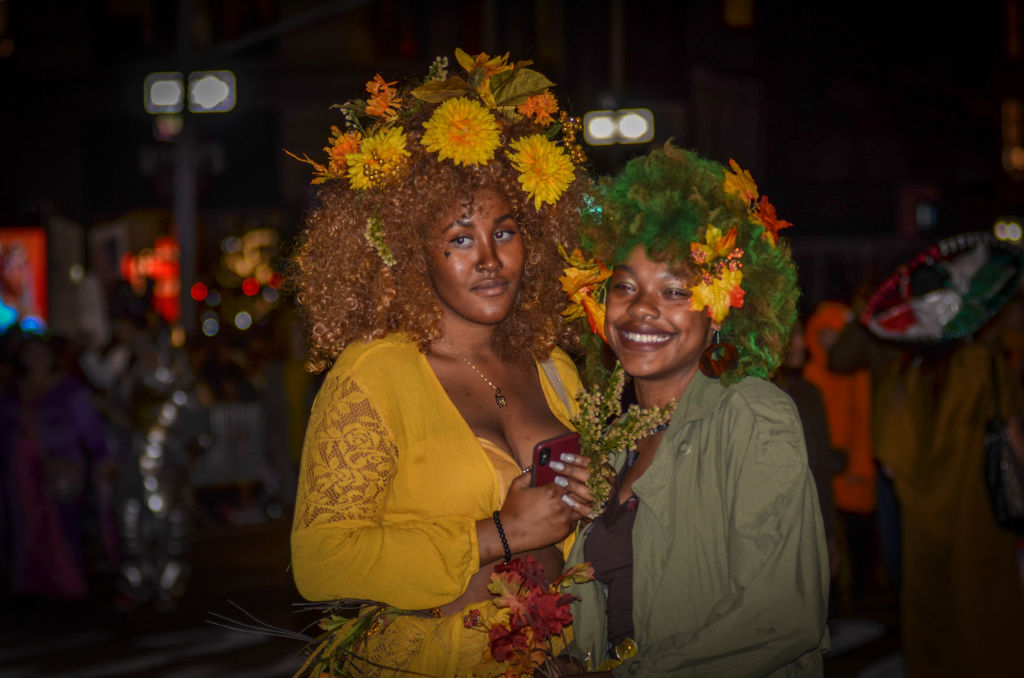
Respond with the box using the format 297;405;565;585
570;363;676;517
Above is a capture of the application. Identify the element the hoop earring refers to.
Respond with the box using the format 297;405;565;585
699;329;737;379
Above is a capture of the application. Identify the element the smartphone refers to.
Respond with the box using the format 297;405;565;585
530;432;581;487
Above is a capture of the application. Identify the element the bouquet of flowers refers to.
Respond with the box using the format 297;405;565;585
570;363;676;517
467;556;595;677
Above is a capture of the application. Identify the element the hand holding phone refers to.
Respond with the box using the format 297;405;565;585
530;432;581;487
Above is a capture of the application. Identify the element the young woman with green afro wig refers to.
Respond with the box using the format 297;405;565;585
576;141;800;384
559;143;829;676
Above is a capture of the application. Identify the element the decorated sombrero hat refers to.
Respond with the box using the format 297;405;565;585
861;231;1024;343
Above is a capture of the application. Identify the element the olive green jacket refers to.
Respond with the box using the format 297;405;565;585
566;374;830;677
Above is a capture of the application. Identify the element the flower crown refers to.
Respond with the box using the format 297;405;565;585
562;159;792;334
288;49;586;265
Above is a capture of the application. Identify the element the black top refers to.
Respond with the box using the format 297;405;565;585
583;452;640;649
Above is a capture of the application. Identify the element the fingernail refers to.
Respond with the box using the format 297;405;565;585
560;493;575;507
559;453;577;463
549;460;565;471
554;476;569;488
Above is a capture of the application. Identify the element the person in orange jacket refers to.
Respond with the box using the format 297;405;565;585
804;301;877;605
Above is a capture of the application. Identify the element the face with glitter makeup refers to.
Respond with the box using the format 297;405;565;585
605;245;715;394
425;188;525;328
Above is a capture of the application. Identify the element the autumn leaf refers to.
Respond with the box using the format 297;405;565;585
723;158;759;204
690;225;738;264
410;76;470;103
755;195;792;247
689;268;745;323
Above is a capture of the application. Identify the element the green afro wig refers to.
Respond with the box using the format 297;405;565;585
580;142;800;384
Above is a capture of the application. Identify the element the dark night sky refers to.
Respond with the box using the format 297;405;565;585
2;1;1021;248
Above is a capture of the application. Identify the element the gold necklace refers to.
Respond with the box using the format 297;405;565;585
457;355;507;408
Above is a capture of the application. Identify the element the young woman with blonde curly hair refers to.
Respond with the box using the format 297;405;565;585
288;52;594;675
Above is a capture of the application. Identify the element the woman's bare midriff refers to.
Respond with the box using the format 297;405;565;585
437;544;564;617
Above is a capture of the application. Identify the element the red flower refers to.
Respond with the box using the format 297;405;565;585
488;624;531;662
526;591;576;639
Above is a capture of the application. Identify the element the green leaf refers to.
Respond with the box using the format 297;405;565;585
492;68;554;107
467;68;486;91
331;100;367;115
410;76;470;103
545;121;563;139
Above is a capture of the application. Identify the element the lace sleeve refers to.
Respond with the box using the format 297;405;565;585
290;367;480;607
293;371;397;531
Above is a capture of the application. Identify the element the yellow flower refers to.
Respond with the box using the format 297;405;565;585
345;126;410;190
508;135;575;209
517;92;559;125
689;268;745;323
722;158;759;205
421;97;501;166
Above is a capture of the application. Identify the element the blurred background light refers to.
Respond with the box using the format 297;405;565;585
190;281;208;302
144;72;184;114
584;109;655;145
241;277;259;296
617;109;654;143
584;110;617;145
205;289;221;307
153;113;183;141
188;70;236;113
221;236;241;253
201;316;220;337
234;311;252;330
994;217;1023;243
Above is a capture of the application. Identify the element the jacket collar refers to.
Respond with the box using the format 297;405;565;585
630;372;731;534
671;371;731;427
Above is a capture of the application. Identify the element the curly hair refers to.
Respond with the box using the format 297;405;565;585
290;88;590;373
579;142;799;384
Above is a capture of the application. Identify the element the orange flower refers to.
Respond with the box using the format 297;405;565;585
471;50;514;79
753;195;792;247
517;92;559;125
364;74;401;120
456;48;515;108
324;126;362;175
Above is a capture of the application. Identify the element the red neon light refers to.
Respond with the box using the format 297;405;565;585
190;282;208;302
241;277;259;296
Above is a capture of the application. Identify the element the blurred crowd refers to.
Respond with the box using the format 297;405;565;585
777;281;1024;675
0;281;313;614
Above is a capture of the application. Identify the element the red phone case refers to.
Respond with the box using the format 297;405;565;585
530;432;581;486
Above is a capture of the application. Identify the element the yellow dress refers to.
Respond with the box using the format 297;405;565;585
291;334;582;676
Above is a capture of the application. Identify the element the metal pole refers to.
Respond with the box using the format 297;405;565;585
174;0;196;335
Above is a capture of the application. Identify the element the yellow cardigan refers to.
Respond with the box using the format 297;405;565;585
291;334;582;610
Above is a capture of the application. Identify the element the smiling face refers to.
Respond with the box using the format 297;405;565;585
425;187;524;331
605;246;715;402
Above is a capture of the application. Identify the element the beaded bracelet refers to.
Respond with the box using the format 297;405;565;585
492;510;511;564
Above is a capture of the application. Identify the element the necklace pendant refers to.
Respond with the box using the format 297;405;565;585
494;390;507;408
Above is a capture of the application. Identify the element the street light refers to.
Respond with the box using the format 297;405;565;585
143;68;237;337
144;72;184;114
188;70;236;113
583;108;655;145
